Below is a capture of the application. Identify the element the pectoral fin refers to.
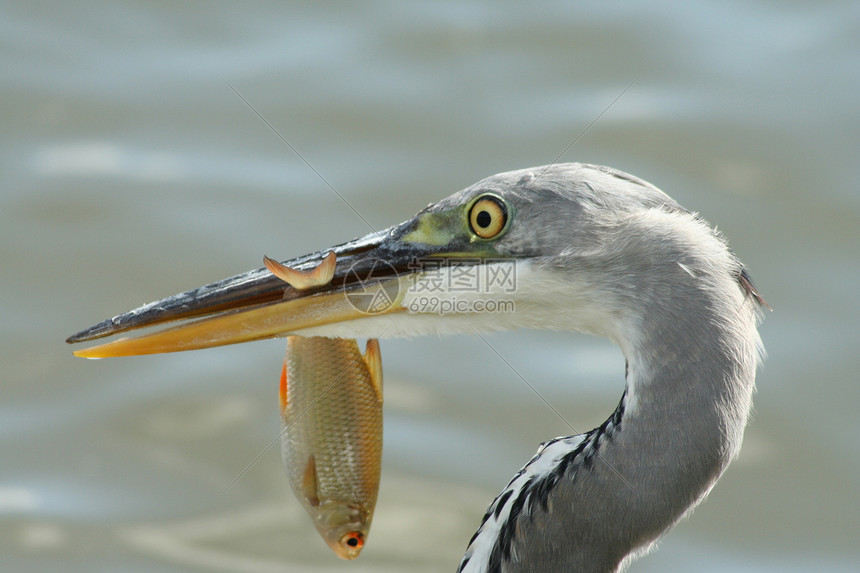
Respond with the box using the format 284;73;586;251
302;455;320;508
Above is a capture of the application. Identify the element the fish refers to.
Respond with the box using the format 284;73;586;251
279;335;383;559
265;251;383;559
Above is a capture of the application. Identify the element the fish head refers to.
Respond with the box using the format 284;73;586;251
312;499;370;560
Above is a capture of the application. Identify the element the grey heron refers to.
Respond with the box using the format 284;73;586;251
68;163;766;572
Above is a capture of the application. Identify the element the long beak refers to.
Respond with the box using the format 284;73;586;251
67;222;439;358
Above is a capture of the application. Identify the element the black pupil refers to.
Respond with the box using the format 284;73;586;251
346;536;359;547
476;210;492;228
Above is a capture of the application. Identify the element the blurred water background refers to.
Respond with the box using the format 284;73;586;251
2;1;858;571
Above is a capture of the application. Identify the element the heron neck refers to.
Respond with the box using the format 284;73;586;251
549;292;759;571
606;302;758;560
460;279;761;573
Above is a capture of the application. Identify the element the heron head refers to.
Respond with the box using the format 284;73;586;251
68;163;719;357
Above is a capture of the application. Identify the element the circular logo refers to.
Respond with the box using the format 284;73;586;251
343;258;401;314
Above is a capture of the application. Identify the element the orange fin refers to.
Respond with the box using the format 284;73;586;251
278;356;288;415
263;251;336;290
302;455;320;507
363;339;383;401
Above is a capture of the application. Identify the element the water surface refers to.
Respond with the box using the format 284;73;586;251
2;2;858;571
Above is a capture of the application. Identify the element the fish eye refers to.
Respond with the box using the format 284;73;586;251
340;531;364;549
468;194;509;239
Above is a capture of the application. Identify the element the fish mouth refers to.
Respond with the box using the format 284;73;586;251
66;217;490;358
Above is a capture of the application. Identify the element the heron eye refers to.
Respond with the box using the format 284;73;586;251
340;531;364;549
469;195;508;239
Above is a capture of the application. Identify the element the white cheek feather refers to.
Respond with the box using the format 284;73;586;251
299;262;626;343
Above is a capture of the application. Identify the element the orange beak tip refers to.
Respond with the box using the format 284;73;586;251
73;352;102;360
72;347;103;359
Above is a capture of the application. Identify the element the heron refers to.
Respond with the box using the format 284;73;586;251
67;163;766;572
